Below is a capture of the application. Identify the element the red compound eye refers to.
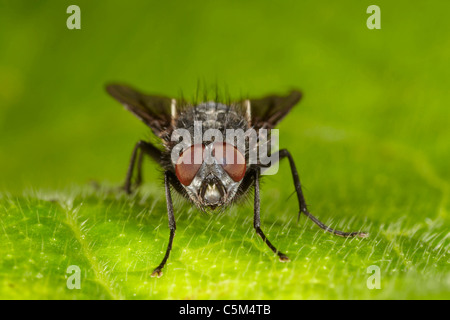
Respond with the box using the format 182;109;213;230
212;142;246;182
175;144;205;186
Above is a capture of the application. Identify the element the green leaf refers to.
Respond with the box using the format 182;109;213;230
1;148;449;300
1;0;449;300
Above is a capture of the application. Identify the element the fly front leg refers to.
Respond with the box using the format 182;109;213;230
151;172;176;278
253;169;290;262
273;149;368;238
123;140;162;194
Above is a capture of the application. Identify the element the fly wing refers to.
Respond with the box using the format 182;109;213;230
248;90;302;129
106;83;174;136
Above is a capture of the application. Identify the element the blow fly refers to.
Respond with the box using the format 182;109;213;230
106;84;367;277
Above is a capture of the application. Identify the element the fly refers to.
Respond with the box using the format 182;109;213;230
105;83;368;277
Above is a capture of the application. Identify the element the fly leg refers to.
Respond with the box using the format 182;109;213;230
271;149;368;238
123;140;162;194
151;171;176;277
254;170;290;261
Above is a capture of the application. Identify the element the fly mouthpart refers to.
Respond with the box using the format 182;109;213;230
199;176;226;208
205;184;221;205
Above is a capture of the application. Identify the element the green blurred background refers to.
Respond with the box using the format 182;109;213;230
0;0;449;299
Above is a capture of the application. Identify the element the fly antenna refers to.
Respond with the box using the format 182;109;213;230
243;99;251;126
171;98;177;127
